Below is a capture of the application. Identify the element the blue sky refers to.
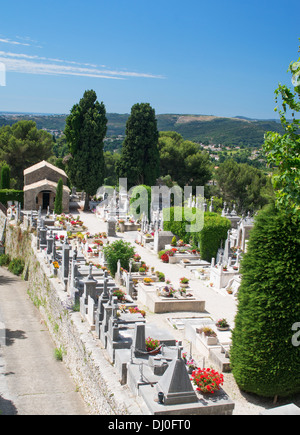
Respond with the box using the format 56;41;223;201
0;0;299;118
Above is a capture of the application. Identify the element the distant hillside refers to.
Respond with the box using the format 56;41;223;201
0;112;284;148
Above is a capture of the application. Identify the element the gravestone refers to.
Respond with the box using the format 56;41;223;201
107;216;116;237
95;271;110;338
133;322;146;357
39;224;47;251
80;264;97;317
156;345;198;405
46;231;54;255
153;231;174;253
61;239;71;290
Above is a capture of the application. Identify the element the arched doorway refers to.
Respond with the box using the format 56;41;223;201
36;190;55;211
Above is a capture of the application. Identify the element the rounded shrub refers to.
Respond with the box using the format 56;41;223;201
103;239;135;277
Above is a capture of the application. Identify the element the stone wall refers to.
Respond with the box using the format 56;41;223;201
4;224;142;415
24;165;68;186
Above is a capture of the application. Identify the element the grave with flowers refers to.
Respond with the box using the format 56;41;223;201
127;330;235;415
137;279;205;314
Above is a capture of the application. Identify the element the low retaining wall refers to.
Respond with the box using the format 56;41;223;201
4;224;142;415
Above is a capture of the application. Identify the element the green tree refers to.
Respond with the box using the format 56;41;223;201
54;178;63;214
263;43;300;216
103;239;135;277
64;90;107;210
117;103;160;189
230;202;300;398
0;164;10;189
0;121;54;189
129;184;152;221
216;159;273;213
158;132;212;191
103;151;121;186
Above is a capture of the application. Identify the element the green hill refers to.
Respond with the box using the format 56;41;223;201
0;112;283;148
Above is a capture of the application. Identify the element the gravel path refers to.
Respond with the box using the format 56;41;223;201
0;267;89;415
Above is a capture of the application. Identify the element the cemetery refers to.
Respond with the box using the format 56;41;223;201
0;192;241;415
1;182;299;416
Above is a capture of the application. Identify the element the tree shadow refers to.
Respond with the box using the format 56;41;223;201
5;328;27;346
0;274;19;286
238;386;300;413
0;395;18;415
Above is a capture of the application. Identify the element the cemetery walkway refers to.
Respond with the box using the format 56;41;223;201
0;267;89;415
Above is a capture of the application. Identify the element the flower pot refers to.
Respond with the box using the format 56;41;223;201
202;333;218;345
180;283;189;288
216;326;230;331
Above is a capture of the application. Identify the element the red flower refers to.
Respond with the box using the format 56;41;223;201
191;368;224;394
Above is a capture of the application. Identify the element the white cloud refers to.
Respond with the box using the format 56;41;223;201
0;38;31;47
0;50;164;80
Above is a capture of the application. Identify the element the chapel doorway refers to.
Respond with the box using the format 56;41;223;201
42;191;50;210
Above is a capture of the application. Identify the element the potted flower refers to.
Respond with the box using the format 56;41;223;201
186;358;197;374
159;285;171;297
128;307;146;318
113;288;126;302
118;220;125;232
167;287;176;297
180;277;189;288
167;249;178;264
171;236;177;247
191;368;224;394
143;277;153;286
134;254;141;262
145;337;160;355
139;267;146;275
196;327;218;345
161;253;169;263
216;318;230;331
223;265;228;272
179;287;187;297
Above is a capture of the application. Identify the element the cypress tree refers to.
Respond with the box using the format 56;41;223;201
117;103;160;189
64;90;107;210
230;202;300;398
0;164;10;189
54;178;63;215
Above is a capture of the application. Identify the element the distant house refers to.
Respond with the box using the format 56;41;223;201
23;160;70;212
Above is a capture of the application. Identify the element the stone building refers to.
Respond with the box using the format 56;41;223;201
23;160;70;212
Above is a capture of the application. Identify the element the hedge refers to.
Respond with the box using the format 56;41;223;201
230;202;300;397
163;207;231;261
193;212;232;262
0;189;24;207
